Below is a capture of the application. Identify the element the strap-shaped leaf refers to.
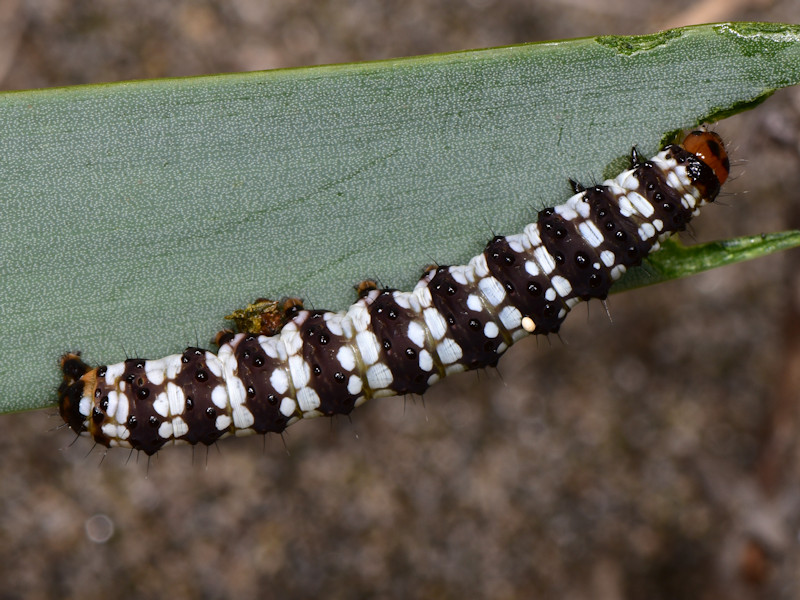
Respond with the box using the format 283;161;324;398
2;22;800;412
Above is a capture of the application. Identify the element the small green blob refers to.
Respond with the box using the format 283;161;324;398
595;29;683;56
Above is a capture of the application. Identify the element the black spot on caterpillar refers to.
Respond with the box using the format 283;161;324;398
58;130;730;455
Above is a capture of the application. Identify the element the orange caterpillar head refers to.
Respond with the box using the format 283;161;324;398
681;130;729;185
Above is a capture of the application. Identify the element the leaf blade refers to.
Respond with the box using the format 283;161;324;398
2;23;800;412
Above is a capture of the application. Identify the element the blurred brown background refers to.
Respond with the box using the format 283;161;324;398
2;1;800;599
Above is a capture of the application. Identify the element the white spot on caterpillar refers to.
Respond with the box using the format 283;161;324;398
166;355;183;379
628;192;654;217
205;353;223;378
392;291;410;309
407;321;426;348
324;313;344;336
348;303;371;332
466;294;483;312
288;355;311;388
104;363;124;386
336;347;356;372
113;393;129;423
551;275;572;298
617;195;636;217
152;392;169;418
229;377;252;428
533;246;556;274
347;374;362;396
484;321;499;339
499;305;522;330
554;204;579;220
600;250;616;267
356;330;381;365
158;421;173;439
449;265;469;285
470;252;490;278
521;316;536;333
367;363;393;389
172;417;189;438
611;264;627;280
423;308;448;340
418;349;434;371
211;385;228;409
297;387;321;412
215;414;232;431
523;223;542;246
478;276;506;306
638;222;656;240
166;381;186;422
105;390;119;420
545;287;556;301
279;397;296;417
270;368;289;395
578;220;604;248
506;237;525;254
524;260;540;276
145;360;166;385
79;396;91;417
102;423;125;440
436;338;463;365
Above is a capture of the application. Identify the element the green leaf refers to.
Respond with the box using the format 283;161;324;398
3;22;800;413
612;231;800;293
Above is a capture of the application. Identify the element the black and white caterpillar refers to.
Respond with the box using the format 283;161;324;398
59;130;730;455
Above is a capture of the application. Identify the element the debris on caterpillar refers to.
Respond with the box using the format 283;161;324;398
58;130;730;455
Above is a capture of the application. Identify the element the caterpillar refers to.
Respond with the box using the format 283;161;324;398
58;130;730;455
